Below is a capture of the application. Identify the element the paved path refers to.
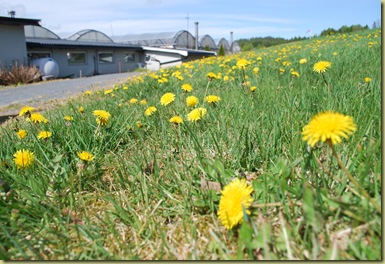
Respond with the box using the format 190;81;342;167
0;72;142;118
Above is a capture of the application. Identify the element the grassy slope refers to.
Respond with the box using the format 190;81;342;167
0;29;381;260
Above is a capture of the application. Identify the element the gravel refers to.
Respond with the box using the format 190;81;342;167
0;71;143;117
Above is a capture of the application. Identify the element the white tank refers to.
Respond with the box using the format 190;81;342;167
31;58;59;78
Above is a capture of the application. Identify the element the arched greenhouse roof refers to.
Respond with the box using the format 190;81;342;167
199;34;216;50
112;30;195;49
231;41;241;53
215;38;230;51
24;25;60;39
67;29;113;43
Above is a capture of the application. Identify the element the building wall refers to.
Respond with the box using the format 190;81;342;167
0;25;28;66
144;51;183;71
28;47;141;78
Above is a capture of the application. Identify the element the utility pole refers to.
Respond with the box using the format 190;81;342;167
185;13;189;49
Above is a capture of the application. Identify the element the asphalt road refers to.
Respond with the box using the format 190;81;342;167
0;71;142;119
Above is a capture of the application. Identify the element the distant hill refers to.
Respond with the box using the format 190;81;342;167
237;23;377;51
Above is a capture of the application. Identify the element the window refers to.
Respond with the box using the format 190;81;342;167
67;52;86;64
28;52;51;61
99;52;114;63
123;53;135;63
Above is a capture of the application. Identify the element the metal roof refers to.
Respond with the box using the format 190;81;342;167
0;16;40;26
26;38;142;50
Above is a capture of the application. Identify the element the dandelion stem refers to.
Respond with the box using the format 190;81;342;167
321;72;334;96
312;152;361;197
203;80;211;100
327;141;381;214
241;68;248;88
250;201;302;209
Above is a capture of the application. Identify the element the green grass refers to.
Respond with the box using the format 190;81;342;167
0;29;381;260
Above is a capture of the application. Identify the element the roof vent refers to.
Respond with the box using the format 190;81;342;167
8;10;16;18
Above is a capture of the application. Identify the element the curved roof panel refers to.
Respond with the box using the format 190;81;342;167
67;29;113;43
215;38;230;50
24;25;60;39
199;34;216;50
231;41;241;53
112;30;195;49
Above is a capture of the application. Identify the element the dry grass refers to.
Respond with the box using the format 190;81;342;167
0;63;41;86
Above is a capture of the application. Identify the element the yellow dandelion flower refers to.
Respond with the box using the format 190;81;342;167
129;98;138;104
19;106;35;117
181;84;193;92
64;115;74;121
299;58;307;64
37;131;52;140
205;95;221;104
253;67;260;74
140;99;147;105
186;96;199;107
169;116;183;124
365;77;371;83
13;149;35;169
78;106;85;113
84;91;92;95
250;86;256;92
302;111;357;147
236;59;250;69
291;71;300;77
217;178;254;230
282;61;291;66
206;72;217;80
136;121;143;128
313;61;332;73
145;106;157;116
16;129;27;139
28;113;48;124
77;151;94;162
93;110;111;126
160;92;175;106
223;76;229;81
158;77;169;83
187;107;207;122
104;89;113;95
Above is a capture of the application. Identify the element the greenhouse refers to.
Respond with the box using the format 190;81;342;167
215;38;230;53
67;29;113;43
112;30;196;49
199;34;217;51
24;25;60;39
231;41;241;53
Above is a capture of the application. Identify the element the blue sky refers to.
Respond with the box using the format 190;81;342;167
0;0;381;40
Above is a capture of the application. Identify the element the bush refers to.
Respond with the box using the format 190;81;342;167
0;63;41;86
218;44;225;56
